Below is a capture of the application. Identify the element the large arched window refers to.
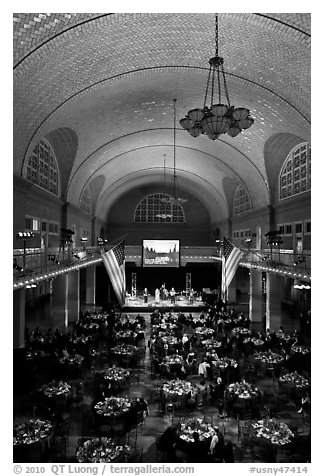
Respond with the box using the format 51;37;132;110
279;142;311;200
25;139;59;196
134;193;185;223
79;187;91;214
233;185;252;215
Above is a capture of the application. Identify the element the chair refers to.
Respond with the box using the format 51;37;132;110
49;435;67;461
127;427;138;450
155;434;167;461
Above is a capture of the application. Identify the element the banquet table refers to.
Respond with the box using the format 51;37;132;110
232;327;252;336
175;417;219;455
254;350;285;376
94;396;132;433
251;419;294;446
97;367;130;393
76;437;131;463
226;381;260;417
58;354;84;377
161;379;198;407
243;337;264;347
160;355;184;376
291;345;310;355
39;381;72;412
110;344;139;366
201;338;222;350
13;418;53;462
279;371;310;400
194;327;215;337
115;330;138;344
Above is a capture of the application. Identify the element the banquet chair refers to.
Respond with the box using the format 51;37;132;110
126;427;138;450
155;434;167;462
128;448;143;463
49;435;67;462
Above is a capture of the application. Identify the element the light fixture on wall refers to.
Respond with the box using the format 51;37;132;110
179;14;254;140
293;280;311;290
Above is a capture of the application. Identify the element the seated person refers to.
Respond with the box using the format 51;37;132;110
188;432;208;463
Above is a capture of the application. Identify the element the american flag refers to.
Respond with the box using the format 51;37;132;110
101;240;126;307
221;237;244;301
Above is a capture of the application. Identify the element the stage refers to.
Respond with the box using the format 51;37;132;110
123;295;207;312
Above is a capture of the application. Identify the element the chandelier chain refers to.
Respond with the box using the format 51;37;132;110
215;13;219;57
203;66;212;108
221;64;231;106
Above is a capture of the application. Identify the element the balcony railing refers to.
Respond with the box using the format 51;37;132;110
13;245;310;289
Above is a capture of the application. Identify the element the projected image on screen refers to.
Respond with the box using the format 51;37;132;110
143;239;180;267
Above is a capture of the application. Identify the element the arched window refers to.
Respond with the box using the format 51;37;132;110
233;185;252;215
134;193;185;223
279;142;311;200
25;139;59;196
80;187;91;214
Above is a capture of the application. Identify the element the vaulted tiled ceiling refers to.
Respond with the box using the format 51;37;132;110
13;13;311;224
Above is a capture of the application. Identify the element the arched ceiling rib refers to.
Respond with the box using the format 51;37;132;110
13;13;311;222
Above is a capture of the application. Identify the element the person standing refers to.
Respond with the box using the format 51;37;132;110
170;287;176;304
143;288;148;304
189;288;194;304
155;288;160;303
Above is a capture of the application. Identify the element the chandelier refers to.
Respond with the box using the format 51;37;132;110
179;14;254;140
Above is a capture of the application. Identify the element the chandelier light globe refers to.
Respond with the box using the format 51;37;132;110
211;103;229;117
237;116;255;130
179;117;194;131
188;108;205;123
179;14;254;141
206;132;219;140
232;107;250;121
188;126;203;137
227;124;242;137
201;115;231;136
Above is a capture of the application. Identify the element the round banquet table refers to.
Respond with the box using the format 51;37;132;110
161;379;198;410
225;381;260;417
232;326;252;336
211;357;239;383
96;367;130;394
279;371;310;401
159;355;184;377
13;418;53;462
110;344;139;366
161;336;179;354
254;350;285;376
39;381;72;413
76;437;131;463
201;338;222;351
175;417;219;457
93;396;132;433
251;418;294;461
194;326;215;337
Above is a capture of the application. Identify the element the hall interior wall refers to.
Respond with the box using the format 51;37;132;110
105;184;213;246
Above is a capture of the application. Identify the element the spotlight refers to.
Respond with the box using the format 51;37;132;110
17;231;35;239
13;260;24;272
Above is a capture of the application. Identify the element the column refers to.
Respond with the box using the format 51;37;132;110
227;273;236;304
86;264;97;310
266;272;282;330
52;274;69;329
13;288;25;349
68;269;80;323
249;269;264;330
